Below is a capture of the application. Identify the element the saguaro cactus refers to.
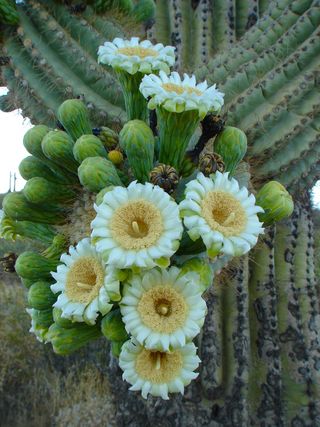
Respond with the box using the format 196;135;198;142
0;1;319;425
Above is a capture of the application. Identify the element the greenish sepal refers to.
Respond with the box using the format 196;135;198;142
101;309;129;342
155;257;170;268
207;243;223;259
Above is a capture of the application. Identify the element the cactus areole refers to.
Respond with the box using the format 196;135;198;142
1;2;319;422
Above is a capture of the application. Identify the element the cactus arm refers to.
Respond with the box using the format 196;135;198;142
274;205;320;421
248;86;319;157
235;0;250;39
26;2;124;105
153;0;171;45
256;115;320;179
18;10;126;123
199;283;223;399
201;0;314;86
5;38;63;113
248;229;284;426
221;257;250;424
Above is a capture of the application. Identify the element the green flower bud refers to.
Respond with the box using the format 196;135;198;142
78;157;123;193
214;126;247;175
101;309;129;342
57;99;92;141
95;127;119;150
119;119;154;183
256;181;294;226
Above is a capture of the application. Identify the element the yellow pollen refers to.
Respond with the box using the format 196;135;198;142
135;349;183;383
138;286;187;333
66;256;105;304
109;200;163;250
117;46;158;59
162;82;202;96
201;190;247;237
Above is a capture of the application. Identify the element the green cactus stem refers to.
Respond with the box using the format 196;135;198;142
157;107;200;171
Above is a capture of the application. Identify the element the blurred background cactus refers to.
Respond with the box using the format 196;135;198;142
0;0;319;426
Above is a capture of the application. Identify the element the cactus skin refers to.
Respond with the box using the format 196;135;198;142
119;119;154;183
0;0;19;25
78;156;123;192
214;126;247;175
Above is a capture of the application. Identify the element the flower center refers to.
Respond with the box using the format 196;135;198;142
135;348;183;383
109;200;163;250
117;46;158;59
65;256;105;304
162;83;202;96
201;190;247;237
137;286;187;333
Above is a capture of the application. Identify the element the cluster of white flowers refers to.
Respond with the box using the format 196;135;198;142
48;170;263;398
28;37;265;401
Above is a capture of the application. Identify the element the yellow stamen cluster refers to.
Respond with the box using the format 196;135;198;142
162;83;203;96
201;190;247;237
66;256;104;304
117;47;158;58
110;200;163;250
135;348;183;383
137;286;188;333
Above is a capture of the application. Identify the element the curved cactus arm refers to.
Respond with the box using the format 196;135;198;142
1;0;148;125
215;6;320;107
256;114;320;179
16;8;126;124
248;84;319;158
199;0;313;83
2;66;57;125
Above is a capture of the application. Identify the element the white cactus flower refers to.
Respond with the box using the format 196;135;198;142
98;37;175;75
180;172;264;258
51;238;114;325
91;182;183;270
119;339;201;400
139;70;224;117
120;267;207;351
